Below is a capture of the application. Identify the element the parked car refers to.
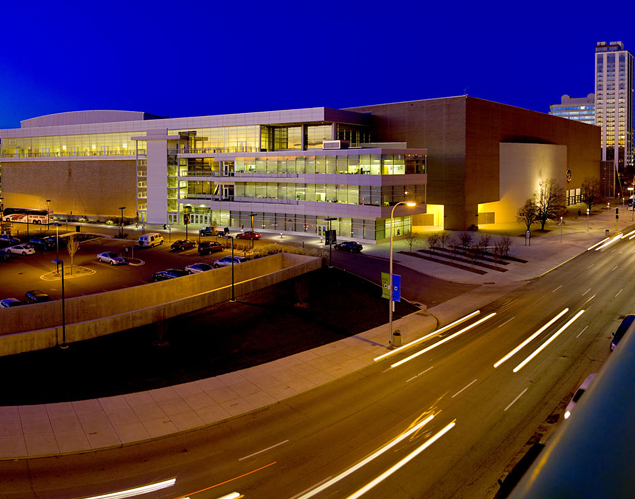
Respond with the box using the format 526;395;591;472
0;298;23;308
0;249;10;262
564;373;597;419
213;256;244;268
7;244;35;256
97;251;126;265
236;231;261;240
0;235;20;246
29;237;56;250
171;239;196;251
334;241;363;253
24;290;52;304
185;262;214;274
198;241;224;255
199;227;214;237
152;268;189;282
611;315;635;351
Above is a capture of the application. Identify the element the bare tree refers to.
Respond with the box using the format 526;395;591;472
66;235;80;274
438;232;452;249
517;198;538;232
581;177;602;212
458;232;473;250
477;234;492;254
536;178;567;231
403;232;420;253
498;235;513;256
426;233;441;256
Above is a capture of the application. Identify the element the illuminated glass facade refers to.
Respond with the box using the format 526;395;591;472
595;41;634;191
549;94;595;125
0;108;426;243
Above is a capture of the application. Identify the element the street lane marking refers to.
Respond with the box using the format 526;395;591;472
391;313;497;369
344;421;456;499
295;414;436;499
497;317;515;329
504;388;528;412
239;440;289;461
582;288;591;296
612;265;619;272
552;285;562;293
587;264;595;269
576;325;589;339
513;310;586;373
452;379;477;398
374;310;481;362
616;289;623;298
494;309;569;369
406;366;434;383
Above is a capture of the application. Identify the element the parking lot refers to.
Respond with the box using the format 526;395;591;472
0;225;263;304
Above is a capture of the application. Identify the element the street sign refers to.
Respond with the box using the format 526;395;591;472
381;272;401;302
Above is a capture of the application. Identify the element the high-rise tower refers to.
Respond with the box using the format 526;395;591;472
595;41;634;194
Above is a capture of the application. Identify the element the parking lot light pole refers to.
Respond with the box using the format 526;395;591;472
325;217;336;268
54;222;61;271
389;201;416;349
249;212;257;248
52;259;68;349
118;207;126;238
229;236;236;302
46;199;51;231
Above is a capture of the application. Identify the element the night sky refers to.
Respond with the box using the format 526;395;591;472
1;1;633;130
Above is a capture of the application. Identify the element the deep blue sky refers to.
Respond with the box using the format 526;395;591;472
1;1;633;130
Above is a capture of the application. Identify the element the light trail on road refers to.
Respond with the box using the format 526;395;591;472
494;308;569;369
391;313;497;369
344;421;456;499
513;310;586;372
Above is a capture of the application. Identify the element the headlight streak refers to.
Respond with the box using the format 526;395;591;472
81;478;176;499
344;421;456;499
295;414;436;499
390;313;497;369
594;234;623;251
513;310;586;373
587;237;610;250
493;309;569;369
374;311;481;362
621;230;635;239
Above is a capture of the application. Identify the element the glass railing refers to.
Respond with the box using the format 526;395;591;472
2;150;145;158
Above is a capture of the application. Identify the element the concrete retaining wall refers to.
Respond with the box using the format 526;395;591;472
0;253;322;357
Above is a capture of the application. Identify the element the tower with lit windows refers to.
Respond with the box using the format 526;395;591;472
595;41;634;195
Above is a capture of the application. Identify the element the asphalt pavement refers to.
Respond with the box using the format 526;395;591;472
0;206;631;459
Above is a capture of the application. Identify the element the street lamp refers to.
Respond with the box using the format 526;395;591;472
249;212;257;248
46;199;51;231
118;207;126;238
52;259;68;349
325;217;337;267
389;201;416;349
54;222;61;270
229;235;236;302
560;216;563;243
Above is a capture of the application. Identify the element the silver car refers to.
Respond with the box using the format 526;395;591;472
97;252;126;265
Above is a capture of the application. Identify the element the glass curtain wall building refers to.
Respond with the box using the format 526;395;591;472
595;41;634;194
549;94;595;125
0;108;427;243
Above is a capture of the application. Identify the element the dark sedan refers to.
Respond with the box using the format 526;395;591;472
152;268;190;282
198;241;224;255
170;240;196;251
334;241;363;253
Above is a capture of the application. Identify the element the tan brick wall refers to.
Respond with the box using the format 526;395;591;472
1;159;137;218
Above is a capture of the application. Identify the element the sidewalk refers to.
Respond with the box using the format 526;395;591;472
0;208;630;459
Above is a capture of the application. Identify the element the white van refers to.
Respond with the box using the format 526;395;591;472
138;233;164;248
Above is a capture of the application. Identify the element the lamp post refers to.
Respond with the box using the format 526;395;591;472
118;206;126;238
249;212;257;248
389;201;416;349
46;199;51;231
560;216;563;243
587;208;590;230
54;222;61;271
325;217;337;267
229;236;236;302
52;259;68;349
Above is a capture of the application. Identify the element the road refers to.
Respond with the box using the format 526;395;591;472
0;229;629;497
